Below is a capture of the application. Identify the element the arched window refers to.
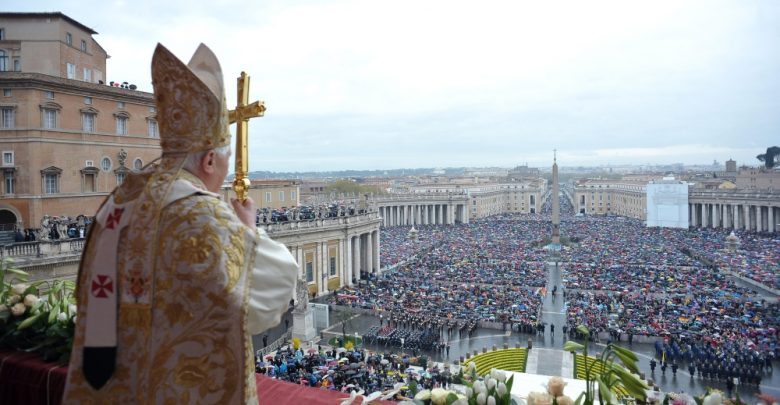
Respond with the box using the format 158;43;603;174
101;157;112;172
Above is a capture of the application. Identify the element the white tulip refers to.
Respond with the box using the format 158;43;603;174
702;392;723;405
57;312;68;322
487;395;496;405
69;304;77;314
11;302;26;316
486;378;496;391
24;294;39;307
8;294;20;305
497;382;507;397
431;388;450;405
476;392;487;405
12;283;27;295
490;368;498;380
414;389;431;401
495;371;507;382
473;381;485;394
468;361;476;371
465;387;473;398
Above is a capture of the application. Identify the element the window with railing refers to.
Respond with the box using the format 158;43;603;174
1;108;14;129
82;112;96;133
42;108;57;129
147;119;158;138
3;170;14;194
41;166;62;194
115;116;128;135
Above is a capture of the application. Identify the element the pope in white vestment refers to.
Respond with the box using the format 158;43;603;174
63;43;298;404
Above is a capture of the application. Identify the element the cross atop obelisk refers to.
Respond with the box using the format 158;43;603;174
229;71;266;201
551;150;560;244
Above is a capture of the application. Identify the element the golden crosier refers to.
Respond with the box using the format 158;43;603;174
229;71;266;201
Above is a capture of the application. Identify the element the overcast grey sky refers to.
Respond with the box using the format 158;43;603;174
10;0;780;171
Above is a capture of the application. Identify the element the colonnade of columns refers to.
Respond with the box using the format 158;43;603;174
288;229;380;297
689;202;778;232
348;229;380;282
378;203;468;227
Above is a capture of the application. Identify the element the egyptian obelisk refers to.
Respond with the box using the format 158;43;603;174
552;150;560;244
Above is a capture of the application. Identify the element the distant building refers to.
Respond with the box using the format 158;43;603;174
725;159;737;173
221;179;300;210
0;12;159;229
573;178;653;219
735;166;780;191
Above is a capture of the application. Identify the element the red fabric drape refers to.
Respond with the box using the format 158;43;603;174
0;350;395;405
0;350;67;405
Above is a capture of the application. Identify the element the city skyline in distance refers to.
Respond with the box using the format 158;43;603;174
5;0;779;172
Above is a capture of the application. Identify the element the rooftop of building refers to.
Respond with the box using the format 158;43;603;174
0;12;98;34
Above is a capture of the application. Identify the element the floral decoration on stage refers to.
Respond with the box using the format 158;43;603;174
0;258;77;362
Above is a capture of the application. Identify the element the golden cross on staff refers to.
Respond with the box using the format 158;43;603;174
228;71;266;201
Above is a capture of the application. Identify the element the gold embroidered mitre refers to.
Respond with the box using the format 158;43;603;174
151;43;230;153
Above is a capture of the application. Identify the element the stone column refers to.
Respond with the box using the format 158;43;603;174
437;204;443;224
295;246;304;279
757;205;763;232
365;232;373;274
345;236;353;286
394;206;399;226
732;204;739;229
769;206;775;233
714;204;719;228
744;205;750;231
322;241;329;294
338;238;345;288
354;235;361;281
688;204;692;226
373;230;380;275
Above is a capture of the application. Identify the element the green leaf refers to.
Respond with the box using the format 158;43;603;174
611;350;639;374
445;392;459;405
6;268;29;277
563;341;585;352
573;392;584;405
505;374;514;393
595;376;611;405
576;324;590;336
17;312;42;330
48;305;60;323
610;344;638;362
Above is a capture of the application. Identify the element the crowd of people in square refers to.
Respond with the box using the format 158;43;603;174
334;220;551;340
267;191;777;396
256;345;450;396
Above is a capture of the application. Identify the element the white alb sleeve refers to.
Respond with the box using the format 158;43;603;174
247;228;298;335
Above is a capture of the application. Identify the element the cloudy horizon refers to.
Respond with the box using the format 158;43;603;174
7;0;780;172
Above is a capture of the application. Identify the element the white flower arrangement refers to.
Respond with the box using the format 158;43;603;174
0;258;77;362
